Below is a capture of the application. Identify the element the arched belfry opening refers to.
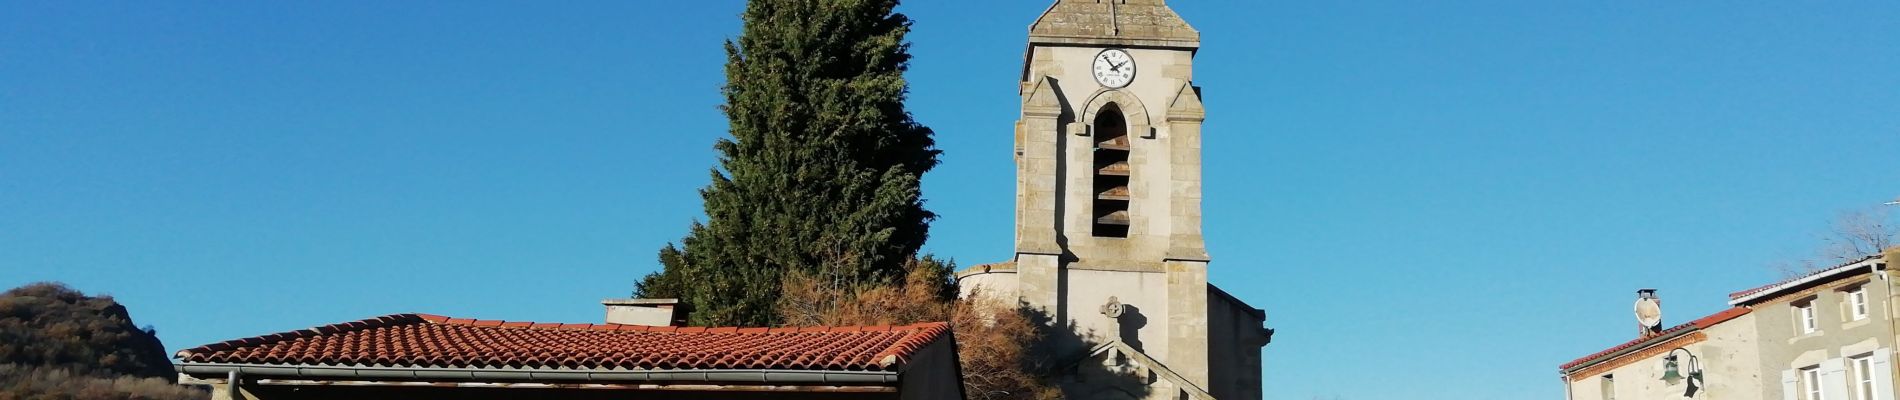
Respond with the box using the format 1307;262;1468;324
1092;103;1131;238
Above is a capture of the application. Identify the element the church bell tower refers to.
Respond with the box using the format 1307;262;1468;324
1014;0;1208;273
961;1;1269;399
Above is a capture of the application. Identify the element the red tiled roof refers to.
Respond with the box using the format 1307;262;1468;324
1728;255;1882;301
176;314;951;372
1558;307;1750;371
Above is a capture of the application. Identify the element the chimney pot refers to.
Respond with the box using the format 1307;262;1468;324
603;298;686;327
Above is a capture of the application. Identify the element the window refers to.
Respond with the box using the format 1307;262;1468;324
1803;366;1823;400
1853;355;1875;400
1849;287;1870;321
1797;301;1819;334
1600;374;1615;400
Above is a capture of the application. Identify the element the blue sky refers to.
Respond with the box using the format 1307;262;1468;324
3;1;1897;399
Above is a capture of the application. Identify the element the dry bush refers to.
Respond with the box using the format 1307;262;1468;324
776;258;1059;399
953;292;1062;400
0;364;203;400
778;256;954;327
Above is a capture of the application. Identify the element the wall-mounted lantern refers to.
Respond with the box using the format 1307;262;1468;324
1660;347;1703;398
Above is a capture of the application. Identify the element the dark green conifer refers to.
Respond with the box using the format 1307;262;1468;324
636;0;938;327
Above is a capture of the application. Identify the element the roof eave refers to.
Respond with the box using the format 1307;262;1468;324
1729;257;1885;306
1209;284;1266;320
1560;327;1696;375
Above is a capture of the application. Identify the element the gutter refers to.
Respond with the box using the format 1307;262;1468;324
175;363;899;385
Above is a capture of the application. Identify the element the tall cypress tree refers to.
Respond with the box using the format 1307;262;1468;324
635;0;938;327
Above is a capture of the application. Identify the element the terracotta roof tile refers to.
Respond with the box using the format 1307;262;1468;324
1558;307;1750;371
175;314;952;372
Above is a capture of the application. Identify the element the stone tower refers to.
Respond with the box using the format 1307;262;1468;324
957;1;1272;399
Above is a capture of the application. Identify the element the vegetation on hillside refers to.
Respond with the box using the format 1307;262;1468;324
0;282;173;378
633;0;940;327
0;282;199;400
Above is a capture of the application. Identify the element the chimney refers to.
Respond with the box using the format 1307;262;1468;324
1635;289;1662;338
603;298;686;327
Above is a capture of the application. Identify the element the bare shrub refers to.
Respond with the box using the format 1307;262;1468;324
776;258;1059;399
1823;207;1896;263
1777;206;1898;277
0;364;204;400
777;256;953;327
953;291;1062;400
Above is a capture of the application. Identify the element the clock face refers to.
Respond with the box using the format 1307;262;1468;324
1092;49;1136;88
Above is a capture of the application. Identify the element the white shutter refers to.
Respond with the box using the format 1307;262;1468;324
1874;351;1895;400
1789;369;1805;400
1826;358;1852;400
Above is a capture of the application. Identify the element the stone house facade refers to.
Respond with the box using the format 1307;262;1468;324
1561;307;1760;399
1563;249;1898;400
1732;254;1897;400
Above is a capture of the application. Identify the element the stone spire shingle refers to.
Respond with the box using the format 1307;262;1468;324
1028;0;1199;49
